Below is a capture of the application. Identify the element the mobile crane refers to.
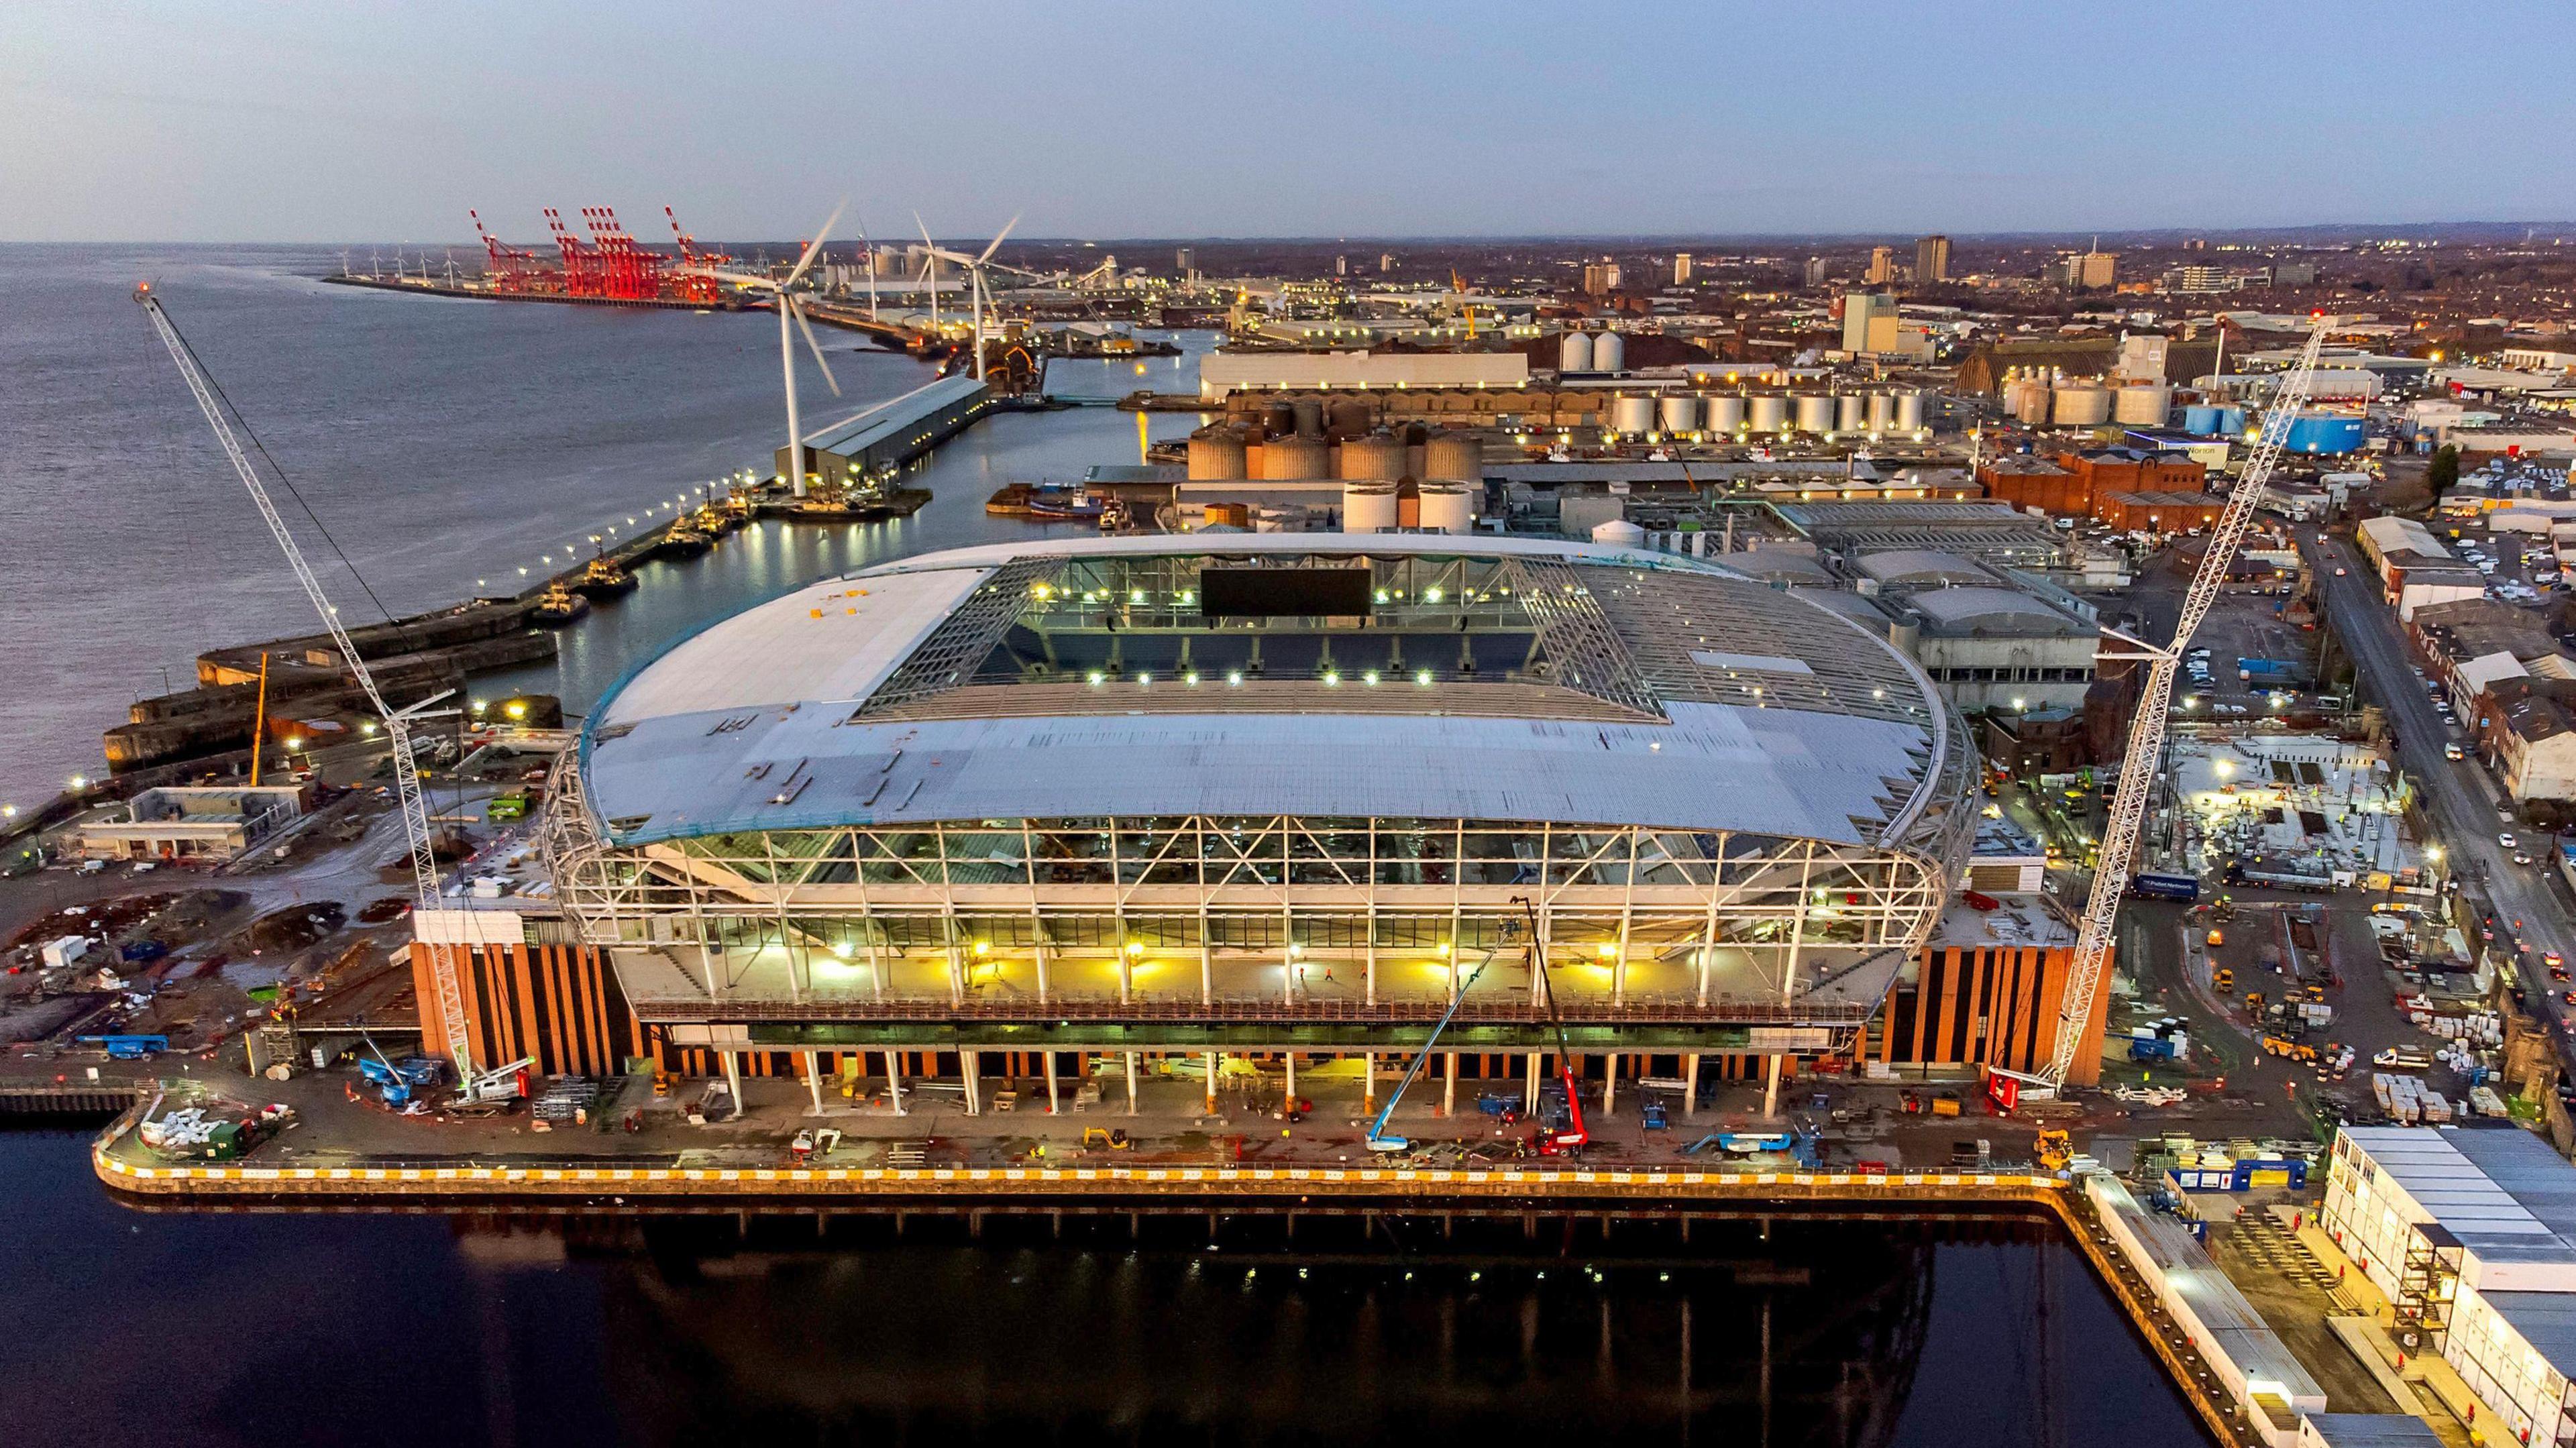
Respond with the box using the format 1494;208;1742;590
134;285;472;1080
2033;311;2336;1089
1364;909;1527;1154
1525;903;1589;1157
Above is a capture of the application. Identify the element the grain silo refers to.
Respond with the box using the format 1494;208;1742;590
1835;394;1866;433
1592;331;1625;373
1794;394;1834;433
1610;394;1656;435
1707;394;1747;432
1186;424;1248;481
1660;394;1702;435
1424;429;1483;482
2114;384;2174;427
1262;434;1331;481
1336;429;1408;482
1748;394;1788;431
2051;384;2112;427
1559;331;1595;373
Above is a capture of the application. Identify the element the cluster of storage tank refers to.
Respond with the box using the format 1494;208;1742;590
1558;330;1626;374
1997;366;2174;429
1185;417;1482;533
1599;388;1925;438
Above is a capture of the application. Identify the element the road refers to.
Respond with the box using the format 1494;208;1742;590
2308;531;2575;1065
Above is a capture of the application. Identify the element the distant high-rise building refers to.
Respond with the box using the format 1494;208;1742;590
2275;260;2320;287
1804;256;1831;287
2061;249;2117;290
1582;261;1623;296
1915;235;1950;284
1866;247;1896;285
1842;292;1893;355
1380;252;1396;274
1175;247;1194;274
1672;252;1694;286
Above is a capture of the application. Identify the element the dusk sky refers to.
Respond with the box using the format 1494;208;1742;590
8;0;2572;243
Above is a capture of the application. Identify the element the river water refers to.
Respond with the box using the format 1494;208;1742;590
0;242;1208;806
1;1126;2204;1448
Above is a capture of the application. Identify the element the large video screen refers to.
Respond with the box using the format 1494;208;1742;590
1196;566;1375;618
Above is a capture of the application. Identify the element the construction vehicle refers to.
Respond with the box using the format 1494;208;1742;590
2037;314;2337;1090
2261;1036;2319;1064
1641;1097;1670;1131
136;286;470;1080
1930;1093;1963;1118
76;1034;170;1060
1521;901;1590;1158
356;1039;443;1106
2035;1128;2073;1172
457;1056;535;1107
2212;966;2235;993
1081;1127;1132;1151
1366;901;1532;1153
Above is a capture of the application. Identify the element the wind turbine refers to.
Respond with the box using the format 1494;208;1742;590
855;218;879;322
918;213;1020;382
683;204;845;498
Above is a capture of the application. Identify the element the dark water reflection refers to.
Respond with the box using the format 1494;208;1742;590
6;1130;2205;1448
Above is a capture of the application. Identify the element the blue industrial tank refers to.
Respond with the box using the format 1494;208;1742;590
2182;404;2222;435
2285;414;2365;453
2213;405;2247;435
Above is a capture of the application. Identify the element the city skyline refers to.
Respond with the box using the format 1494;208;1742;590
7;0;2572;243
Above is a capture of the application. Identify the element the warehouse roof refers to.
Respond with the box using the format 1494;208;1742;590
583;535;1955;850
2340;1127;2576;1271
1905;586;2090;637
1855;549;1991;586
800;375;988;455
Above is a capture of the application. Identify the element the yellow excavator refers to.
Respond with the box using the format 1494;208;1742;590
2035;1128;2073;1172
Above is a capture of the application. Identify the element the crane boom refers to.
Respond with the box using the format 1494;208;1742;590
133;284;472;1076
2043;312;2333;1084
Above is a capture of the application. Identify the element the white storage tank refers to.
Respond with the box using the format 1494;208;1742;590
1558;331;1594;374
1835;394;1866;433
2051;384;2112;427
1707;393;1747;432
1866;392;1896;431
1592;331;1624;372
1894;390;1925;431
1659;393;1701;434
1794;394;1834;433
2114;384;2174;427
1591;518;1646;547
1748;394;1788;431
1417;481;1476;535
1611;394;1656;435
1342;480;1399;533
2008;381;2051;426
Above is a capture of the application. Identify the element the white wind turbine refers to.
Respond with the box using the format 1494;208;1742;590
684;204;845;498
917;213;1020;380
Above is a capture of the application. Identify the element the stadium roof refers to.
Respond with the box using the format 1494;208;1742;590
584;535;1955;852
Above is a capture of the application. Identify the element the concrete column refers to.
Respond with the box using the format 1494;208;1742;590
885;1048;906;1116
721;1051;743;1121
1199;938;1212;1005
1283;1051;1295;1109
1034;938;1051;1005
806;1053;823;1114
1442;1051;1458;1117
1762;1052;1783;1119
1203;1051;1218;1114
1125;1050;1140;1115
1364;938;1377;1007
1119;946;1134;1005
1604;1052;1617;1116
1683;1052;1701;1121
1525;1051;1542;1113
1363;1052;1377;1115
1044;1050;1060;1114
961;1049;983;1115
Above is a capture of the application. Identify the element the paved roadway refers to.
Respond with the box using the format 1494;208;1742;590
2307;532;2575;1062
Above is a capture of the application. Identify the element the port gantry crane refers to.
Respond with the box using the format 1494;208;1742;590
133;284;473;1080
2030;311;2335;1091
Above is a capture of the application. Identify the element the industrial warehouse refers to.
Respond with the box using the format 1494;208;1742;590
401;533;2040;1118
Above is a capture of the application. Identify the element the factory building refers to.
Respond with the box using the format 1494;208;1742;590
464;535;1976;1115
1857;551;2101;714
1197;351;1529;401
780;374;993;492
2321;1127;2576;1448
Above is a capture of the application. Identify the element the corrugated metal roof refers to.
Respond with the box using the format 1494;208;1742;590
802;375;988;454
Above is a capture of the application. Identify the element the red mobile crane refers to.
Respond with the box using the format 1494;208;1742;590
1525;904;1589;1157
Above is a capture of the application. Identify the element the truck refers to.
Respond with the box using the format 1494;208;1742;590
2133;873;2201;903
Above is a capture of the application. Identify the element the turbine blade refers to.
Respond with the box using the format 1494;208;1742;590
785;200;846;285
792;300;841;396
977;213;1020;266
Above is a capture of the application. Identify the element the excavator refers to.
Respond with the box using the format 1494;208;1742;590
2035;1127;2073;1172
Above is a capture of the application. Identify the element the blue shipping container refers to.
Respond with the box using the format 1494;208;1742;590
2285;414;2366;454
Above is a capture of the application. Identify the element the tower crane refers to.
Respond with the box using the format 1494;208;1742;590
2033;311;2334;1089
133;284;472;1078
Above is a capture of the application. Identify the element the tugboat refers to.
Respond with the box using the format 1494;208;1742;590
531;580;590;626
656;520;712;559
1096;494;1134;533
721;490;757;526
571;554;637;600
692;501;743;536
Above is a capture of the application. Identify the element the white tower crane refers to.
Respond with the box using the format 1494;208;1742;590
2037;311;2334;1087
133;284;472;1076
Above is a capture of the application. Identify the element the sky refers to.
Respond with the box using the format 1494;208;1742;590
6;0;2573;243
